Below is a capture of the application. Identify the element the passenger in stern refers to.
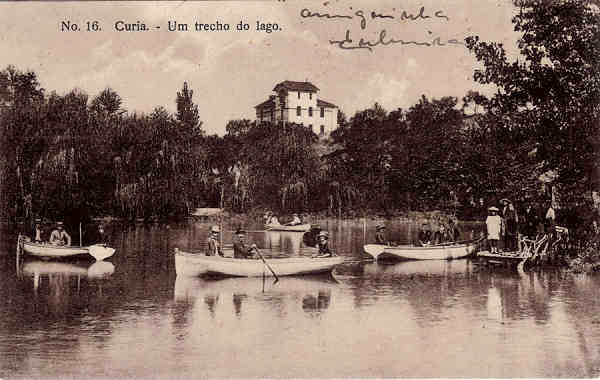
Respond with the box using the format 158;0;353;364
206;225;224;256
313;231;333;258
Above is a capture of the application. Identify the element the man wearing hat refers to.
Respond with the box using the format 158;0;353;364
501;199;519;251
485;207;502;253
375;225;388;245
233;229;258;259
31;218;44;243
49;222;72;246
313;231;333;258
286;213;302;226
418;222;432;246
206;225;223;256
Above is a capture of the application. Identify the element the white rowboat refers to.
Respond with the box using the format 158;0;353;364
174;248;344;277
264;223;311;232
364;239;483;261
22;241;116;261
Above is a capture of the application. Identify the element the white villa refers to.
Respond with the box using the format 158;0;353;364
255;81;338;136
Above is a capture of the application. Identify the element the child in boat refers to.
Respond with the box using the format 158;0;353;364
486;207;502;253
49;221;72;246
313;231;333;258
206;225;224;256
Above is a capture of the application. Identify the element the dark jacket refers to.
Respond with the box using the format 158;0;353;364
233;241;253;259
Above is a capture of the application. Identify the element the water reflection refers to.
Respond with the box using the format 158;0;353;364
174;275;338;319
1;220;600;378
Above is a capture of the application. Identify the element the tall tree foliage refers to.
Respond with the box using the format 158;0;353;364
466;0;600;208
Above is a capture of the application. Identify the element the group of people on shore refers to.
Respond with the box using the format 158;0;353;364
485;198;556;254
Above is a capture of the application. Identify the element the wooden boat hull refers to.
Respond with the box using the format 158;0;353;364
476;250;526;266
265;223;311;232
23;242;89;258
364;239;482;261
174;249;344;277
22;241;116;261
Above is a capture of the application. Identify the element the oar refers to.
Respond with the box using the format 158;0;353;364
254;248;279;283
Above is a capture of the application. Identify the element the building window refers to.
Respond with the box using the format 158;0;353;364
320;125;325;135
309;107;313;117
320;107;325;117
281;109;284;120
298;91;301;99
297;106;301;116
270;110;274;120
309;93;313;100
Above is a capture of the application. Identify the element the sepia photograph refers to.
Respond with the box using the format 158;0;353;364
0;0;599;378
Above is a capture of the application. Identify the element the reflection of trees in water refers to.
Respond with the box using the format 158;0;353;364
171;298;195;340
302;290;331;316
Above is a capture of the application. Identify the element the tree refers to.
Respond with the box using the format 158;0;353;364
466;0;600;211
176;82;202;135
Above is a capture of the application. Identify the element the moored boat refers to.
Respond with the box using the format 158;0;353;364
21;240;116;261
264;223;311;232
174;248;344;277
22;241;89;259
363;238;483;261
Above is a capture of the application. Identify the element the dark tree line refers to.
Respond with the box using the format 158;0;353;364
0;1;598;248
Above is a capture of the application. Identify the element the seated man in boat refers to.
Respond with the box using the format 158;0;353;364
375;225;388;245
264;211;273;224
418;222;432;246
49;221;72;246
31;218;44;243
303;225;321;247
313;231;333;258
206;225;224;256
447;219;461;242
268;214;281;226
286;213;302;226
432;224;454;245
233;229;258;259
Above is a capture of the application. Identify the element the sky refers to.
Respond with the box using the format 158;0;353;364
0;0;521;135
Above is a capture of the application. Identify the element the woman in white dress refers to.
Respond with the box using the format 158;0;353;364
486;207;502;253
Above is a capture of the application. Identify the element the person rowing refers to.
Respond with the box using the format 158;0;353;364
418;222;432;246
233;229;259;259
49;221;72;246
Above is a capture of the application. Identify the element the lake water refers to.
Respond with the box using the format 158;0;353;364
1;219;599;378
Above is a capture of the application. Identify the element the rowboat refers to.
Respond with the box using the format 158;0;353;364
174;248;344;277
264;223;311;232
21;240;116;261
363;238;483;261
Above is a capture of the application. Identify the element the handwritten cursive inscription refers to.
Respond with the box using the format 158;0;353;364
300;6;449;30
329;29;465;52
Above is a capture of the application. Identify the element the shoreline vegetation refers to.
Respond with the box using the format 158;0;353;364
1;2;598;272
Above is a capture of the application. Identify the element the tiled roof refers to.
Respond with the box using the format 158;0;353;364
255;98;276;109
317;99;337;108
273;80;319;93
